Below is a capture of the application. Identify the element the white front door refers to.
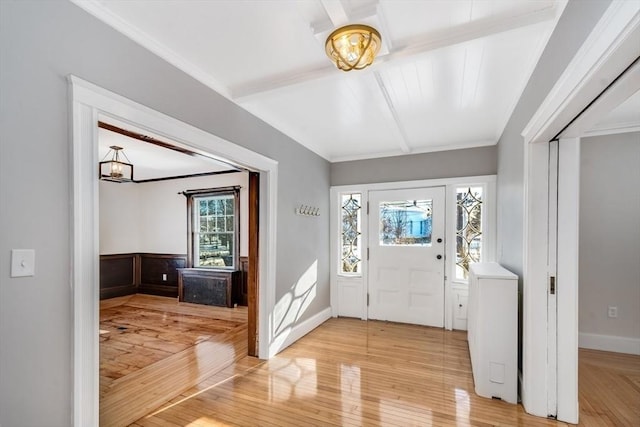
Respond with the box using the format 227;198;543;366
368;187;445;327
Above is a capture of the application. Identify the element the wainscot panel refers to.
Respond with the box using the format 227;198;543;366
100;253;138;299
100;253;187;299
138;253;188;297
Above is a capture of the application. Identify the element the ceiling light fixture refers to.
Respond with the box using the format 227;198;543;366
325;24;381;71
99;145;134;182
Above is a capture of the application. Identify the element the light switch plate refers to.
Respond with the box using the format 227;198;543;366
11;249;35;277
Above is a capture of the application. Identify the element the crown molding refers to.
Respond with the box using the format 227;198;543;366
69;0;232;100
330;139;496;163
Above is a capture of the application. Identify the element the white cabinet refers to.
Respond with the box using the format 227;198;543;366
467;262;518;403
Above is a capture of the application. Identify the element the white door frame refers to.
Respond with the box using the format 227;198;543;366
546;140;558;418
521;2;639;422
69;76;279;427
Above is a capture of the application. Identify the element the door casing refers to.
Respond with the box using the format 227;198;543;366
69;76;279;427
330;175;496;330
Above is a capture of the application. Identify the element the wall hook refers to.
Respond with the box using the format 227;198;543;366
296;204;320;217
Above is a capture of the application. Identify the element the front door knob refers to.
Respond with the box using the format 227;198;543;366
437;255;442;260
437;238;443;243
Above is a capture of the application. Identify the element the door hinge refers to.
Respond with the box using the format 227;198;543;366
366;201;369;215
550;276;556;295
367;293;370;306
367;247;369;260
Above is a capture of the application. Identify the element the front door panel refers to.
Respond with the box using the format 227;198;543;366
368;187;445;327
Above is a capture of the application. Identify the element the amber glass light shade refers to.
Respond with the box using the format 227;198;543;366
325;24;381;71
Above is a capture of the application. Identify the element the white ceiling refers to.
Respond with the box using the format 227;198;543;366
98;123;238;181
78;0;569;161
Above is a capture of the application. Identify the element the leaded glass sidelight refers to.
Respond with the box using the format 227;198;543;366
456;187;483;279
341;193;362;274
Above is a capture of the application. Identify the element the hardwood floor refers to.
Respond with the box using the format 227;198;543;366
100;294;248;427
578;348;640;426
132;317;639;427
101;302;638;426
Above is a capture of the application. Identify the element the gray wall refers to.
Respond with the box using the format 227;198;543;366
0;2;329;426
579;132;640;340
496;0;611;279
331;145;497;186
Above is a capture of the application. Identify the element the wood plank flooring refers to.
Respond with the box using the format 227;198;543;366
100;294;248;427
130;317;639;427
102;299;639;426
578;348;640;426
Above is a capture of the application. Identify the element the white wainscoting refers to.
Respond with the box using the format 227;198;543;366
336;277;365;319
273;307;333;354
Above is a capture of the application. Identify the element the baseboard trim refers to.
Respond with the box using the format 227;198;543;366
579;332;640;355
269;307;332;357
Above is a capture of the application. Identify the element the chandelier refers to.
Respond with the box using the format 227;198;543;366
99;145;133;182
325;24;381;71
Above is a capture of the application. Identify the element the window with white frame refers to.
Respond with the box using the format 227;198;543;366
186;188;239;269
340;193;362;274
455;186;483;280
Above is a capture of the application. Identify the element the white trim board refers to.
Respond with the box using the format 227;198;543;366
521;1;640;144
331;175;496;192
69;75;279;427
330;140;497;163
561;59;640;139
556;137;581;424
271;307;332;354
582;122;640;138
579;333;640;355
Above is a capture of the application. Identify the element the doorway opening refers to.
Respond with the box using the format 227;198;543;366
70;76;277;426
95;119;261;424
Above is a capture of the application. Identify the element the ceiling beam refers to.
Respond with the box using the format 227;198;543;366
379;4;556;65
312;1;385;43
319;0;349;27
99;121;198;157
98;121;241;171
373;72;411;154
232;4;559;100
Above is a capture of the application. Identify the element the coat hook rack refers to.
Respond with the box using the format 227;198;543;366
296;204;320;217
